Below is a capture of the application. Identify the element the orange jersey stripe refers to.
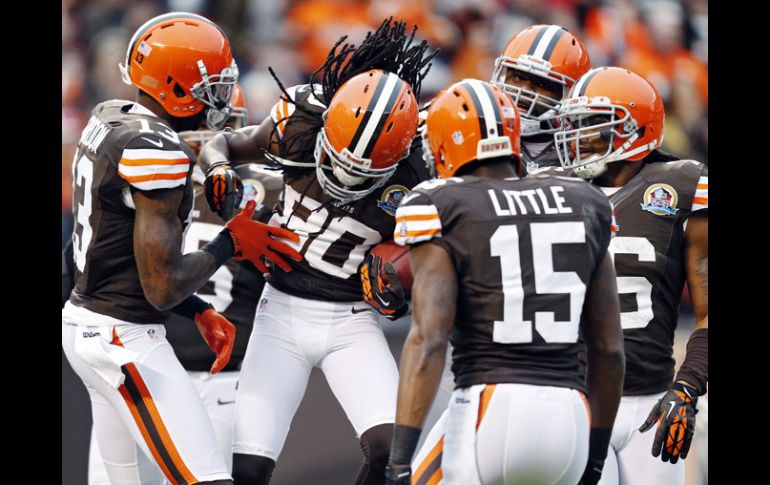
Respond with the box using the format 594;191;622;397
476;384;497;429
413;435;444;484
693;197;708;206
395;214;440;223
112;331;198;485
697;184;708;190
119;172;188;183
120;158;189;167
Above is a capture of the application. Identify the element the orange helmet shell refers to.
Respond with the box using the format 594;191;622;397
555;67;665;178
315;70;419;203
496;24;590;88
424;79;522;178
323;70;418;170
120;12;235;119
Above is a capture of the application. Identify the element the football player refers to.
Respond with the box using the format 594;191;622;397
553;66;708;485
83;85;285;485
384;79;625;485
197;18;436;485
363;25;595;447
491;24;591;172
61;13;301;485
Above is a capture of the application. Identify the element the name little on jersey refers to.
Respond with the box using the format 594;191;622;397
487;186;573;216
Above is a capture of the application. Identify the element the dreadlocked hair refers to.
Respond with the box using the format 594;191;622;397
265;17;438;174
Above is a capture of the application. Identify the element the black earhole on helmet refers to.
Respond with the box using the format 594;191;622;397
387;121;394;133
355;106;362;118
462;103;469;112
173;83;186;98
167;76;173;84
364;84;369;94
453;90;461;97
399;101;405;110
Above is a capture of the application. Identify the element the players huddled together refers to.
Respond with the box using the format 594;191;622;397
63;12;707;485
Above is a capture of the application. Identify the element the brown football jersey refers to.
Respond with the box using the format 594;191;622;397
264;84;431;301
604;159;708;395
69;100;195;324
395;174;615;391
165;164;283;371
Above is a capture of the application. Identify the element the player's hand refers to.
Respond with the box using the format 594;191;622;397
639;382;699;464
204;163;244;220
578;457;605;485
193;308;236;374
225;200;303;273
360;254;408;320
384;463;411;485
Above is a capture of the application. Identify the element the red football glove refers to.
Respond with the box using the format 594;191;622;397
225;200;304;273
193;308;236;374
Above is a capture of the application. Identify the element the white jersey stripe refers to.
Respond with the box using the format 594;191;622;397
129;178;187;191
118;163;189;178
394;204;440;217
121;149;189;160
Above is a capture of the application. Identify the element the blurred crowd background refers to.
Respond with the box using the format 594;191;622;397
62;0;708;247
62;2;708;484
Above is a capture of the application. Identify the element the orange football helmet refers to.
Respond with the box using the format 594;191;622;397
422;79;522;178
491;24;590;136
314;69;418;203
119;12;238;130
554;67;665;179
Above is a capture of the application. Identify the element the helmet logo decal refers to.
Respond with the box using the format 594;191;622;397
452;131;464;145
641;184;679;216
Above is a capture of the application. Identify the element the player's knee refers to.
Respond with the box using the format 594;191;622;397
232;453;275;485
360;424;393;468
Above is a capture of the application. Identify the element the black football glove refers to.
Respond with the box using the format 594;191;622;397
360;254;408;320
204;163;244;221
639;382;699;464
384;464;411;485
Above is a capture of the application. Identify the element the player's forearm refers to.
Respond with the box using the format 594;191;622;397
141;249;222;311
134;191;232;311
199;127;263;172
395;328;448;428
198;132;234;173
586;345;625;429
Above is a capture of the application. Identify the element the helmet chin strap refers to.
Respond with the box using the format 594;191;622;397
576;132;660;180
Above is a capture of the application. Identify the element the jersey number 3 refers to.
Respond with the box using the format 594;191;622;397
72;153;94;272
